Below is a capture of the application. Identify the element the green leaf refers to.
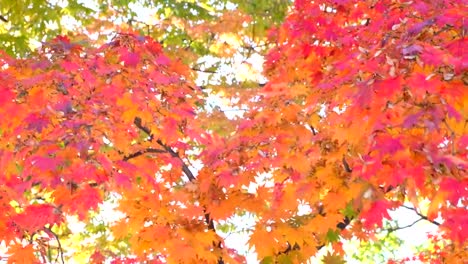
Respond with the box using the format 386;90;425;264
277;254;293;264
341;202;358;219
326;228;340;243
260;256;274;264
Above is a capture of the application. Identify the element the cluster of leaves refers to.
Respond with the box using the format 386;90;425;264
0;32;233;262
241;0;466;261
0;0;466;263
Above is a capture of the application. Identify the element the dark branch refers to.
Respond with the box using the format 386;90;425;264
44;227;65;264
279;242;301;255
0;15;7;23
386;217;424;233
123;148;166;161
156;139;196;181
133;117;196;181
133;116;223;263
342;156;352;173
133;117;153;140
309;124;317;135
401;205;441;226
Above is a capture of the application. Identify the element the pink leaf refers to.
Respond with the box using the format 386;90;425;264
10;204;62;233
361;200;391;228
30;156;62;171
25;113;49;132
156;55;171;65
120;50;140;67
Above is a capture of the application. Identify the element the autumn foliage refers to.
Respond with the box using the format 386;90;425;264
0;0;467;263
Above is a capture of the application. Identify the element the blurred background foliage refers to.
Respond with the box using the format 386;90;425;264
0;0;289;63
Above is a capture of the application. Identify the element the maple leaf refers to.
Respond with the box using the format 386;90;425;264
156;54;171;66
24;113;49;132
119;49;140;67
10;204;62;233
442;207;468;243
322;252;345;264
360;200;392;229
90;250;106;264
439;177;467;206
29;156;63;172
7;244;38;264
54;185;101;220
0;88;14;105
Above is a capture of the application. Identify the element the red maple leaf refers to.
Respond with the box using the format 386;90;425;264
360;200;392;228
10;204;62;233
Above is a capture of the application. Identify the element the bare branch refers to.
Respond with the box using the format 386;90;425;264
401;205;441;226
309;124;317;135
386;217;424;233
123;148;166;161
44;227;65;264
342;156;353;173
442;118;457;155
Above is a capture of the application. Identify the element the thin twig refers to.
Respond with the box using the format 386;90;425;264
442;119;456;155
342;156;353;173
191;67;218;74
0;15;7;23
309;124;317;135
44;227;64;264
386;217;424;233
401;205;441;226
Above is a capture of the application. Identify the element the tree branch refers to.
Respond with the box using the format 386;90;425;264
44;227;64;264
123;148;166;161
0;15;7;23
133;117;196;181
155;139;196;181
133;117;153;140
386;217;424;233
132;116;223;262
342;156;353;173
401;205;441;226
442;118;457;155
191;67;218;74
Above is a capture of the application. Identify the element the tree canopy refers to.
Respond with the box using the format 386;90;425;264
0;0;466;263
